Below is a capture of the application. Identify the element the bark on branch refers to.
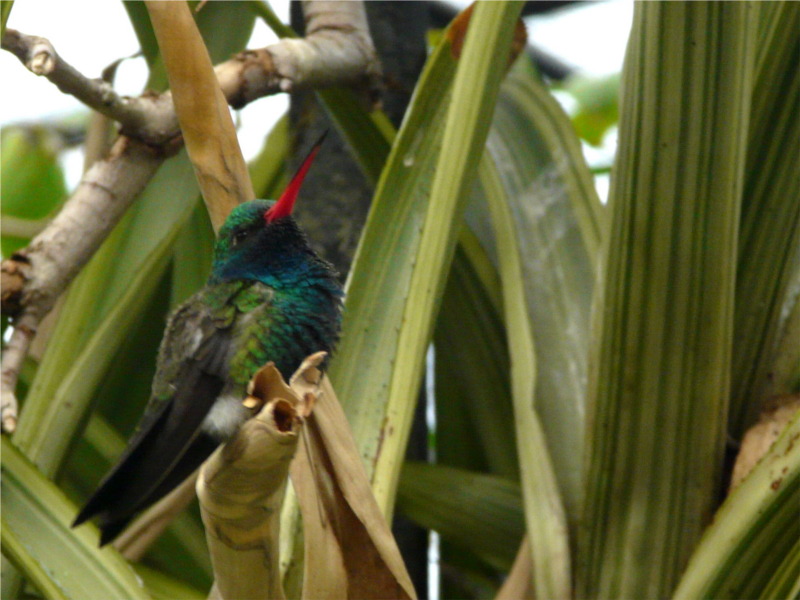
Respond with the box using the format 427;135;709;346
0;1;380;432
218;0;380;107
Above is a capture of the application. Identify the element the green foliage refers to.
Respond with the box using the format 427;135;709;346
0;127;67;256
1;437;150;600
397;462;523;571
562;73;620;147
2;1;798;598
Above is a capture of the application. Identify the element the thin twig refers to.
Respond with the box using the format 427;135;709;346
1;29;155;136
0;313;36;432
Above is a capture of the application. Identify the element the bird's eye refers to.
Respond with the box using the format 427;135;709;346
232;230;250;247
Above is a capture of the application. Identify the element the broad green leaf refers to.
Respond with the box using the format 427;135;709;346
673;409;800;599
481;155;571;599
2;516;68;600
1;437;149;600
478;54;602;523
328;8;461;481
396;462;523;571
332;1;524;517
374;2;522;515
729;1;800;435
578;4;753;598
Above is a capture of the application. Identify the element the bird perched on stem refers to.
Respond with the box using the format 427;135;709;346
74;134;342;545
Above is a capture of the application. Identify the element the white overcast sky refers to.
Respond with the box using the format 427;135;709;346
1;0;633;189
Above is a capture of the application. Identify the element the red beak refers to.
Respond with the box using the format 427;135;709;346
264;131;328;223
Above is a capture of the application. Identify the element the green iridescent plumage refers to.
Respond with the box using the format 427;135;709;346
74;138;341;546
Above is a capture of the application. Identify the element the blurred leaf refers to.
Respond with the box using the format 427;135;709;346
248;0;295;39
0;128;65;220
478;53;602;524
1;127;66;256
1;437;149;600
397;462;523;571
171;201;214;308
579;4;753;598
481;154;571;599
193;1;256;64
439;547;501;600
562;73;620;146
1;0;13;37
123;2;160;74
317;86;394;184
249;114;289;199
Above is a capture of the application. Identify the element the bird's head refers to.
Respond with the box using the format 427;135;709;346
210;135;326;286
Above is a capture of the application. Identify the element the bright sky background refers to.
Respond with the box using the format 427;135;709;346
1;0;634;191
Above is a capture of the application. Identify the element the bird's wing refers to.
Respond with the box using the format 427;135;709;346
73;281;251;537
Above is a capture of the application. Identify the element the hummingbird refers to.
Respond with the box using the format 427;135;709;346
73;135;343;546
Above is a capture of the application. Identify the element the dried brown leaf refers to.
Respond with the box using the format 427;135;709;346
291;376;417;600
198;361;319;600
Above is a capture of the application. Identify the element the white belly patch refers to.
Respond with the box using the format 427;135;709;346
201;394;249;439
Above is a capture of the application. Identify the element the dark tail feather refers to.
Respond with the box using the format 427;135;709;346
93;432;218;546
72;398;174;530
73;372;223;545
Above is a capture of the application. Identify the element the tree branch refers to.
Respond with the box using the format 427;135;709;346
218;1;381;107
0;0;380;432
